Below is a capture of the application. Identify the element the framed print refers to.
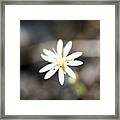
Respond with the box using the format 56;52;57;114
0;0;119;119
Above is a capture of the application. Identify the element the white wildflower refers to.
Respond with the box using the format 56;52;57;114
39;39;83;85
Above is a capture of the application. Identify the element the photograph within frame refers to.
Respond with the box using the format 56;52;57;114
20;20;100;100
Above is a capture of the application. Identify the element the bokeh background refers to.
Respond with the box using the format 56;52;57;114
20;20;100;100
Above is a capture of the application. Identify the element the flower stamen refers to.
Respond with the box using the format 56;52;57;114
58;57;66;74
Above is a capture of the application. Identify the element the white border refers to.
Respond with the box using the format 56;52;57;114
5;5;115;115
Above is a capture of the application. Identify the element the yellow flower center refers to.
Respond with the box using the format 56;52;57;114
59;57;66;74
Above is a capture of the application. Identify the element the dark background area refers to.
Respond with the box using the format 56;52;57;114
20;20;100;100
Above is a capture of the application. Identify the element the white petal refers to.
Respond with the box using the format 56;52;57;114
66;52;82;60
43;49;56;58
58;68;64;85
52;48;57;55
44;67;58;79
64;41;72;57
41;54;56;62
65;65;76;79
67;60;83;66
39;64;55;73
57;39;63;57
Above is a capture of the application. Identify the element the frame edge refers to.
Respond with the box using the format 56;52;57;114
1;0;119;119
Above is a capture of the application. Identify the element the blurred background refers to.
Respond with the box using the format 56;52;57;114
20;20;100;100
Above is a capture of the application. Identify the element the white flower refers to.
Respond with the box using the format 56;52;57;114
39;39;83;85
